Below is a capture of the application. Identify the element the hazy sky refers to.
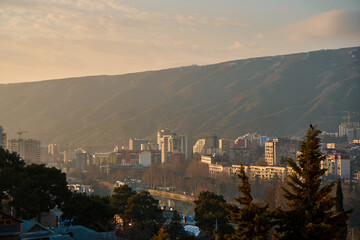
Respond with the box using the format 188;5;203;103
1;0;360;83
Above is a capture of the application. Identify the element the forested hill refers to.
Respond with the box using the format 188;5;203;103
0;46;359;149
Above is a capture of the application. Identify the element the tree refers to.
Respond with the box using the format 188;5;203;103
61;192;116;231
124;191;162;223
110;184;136;215
1;148;71;220
227;165;272;240
152;226;172;240
0;148;25;210
273;125;351;240
116;191;163;240
334;179;347;240
10;164;71;221
335;178;344;212
194;191;234;239
167;211;187;240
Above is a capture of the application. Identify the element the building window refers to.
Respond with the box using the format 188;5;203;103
0;219;13;225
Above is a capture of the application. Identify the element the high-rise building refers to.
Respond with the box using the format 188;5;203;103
8;138;41;163
75;149;88;172
157;129;187;163
0;126;7;149
129;138;148;150
193;135;218;155
321;153;350;179
193;139;206;155
265;138;299;166
339;122;360;142
219;138;231;156
48;144;59;155
157;129;176;150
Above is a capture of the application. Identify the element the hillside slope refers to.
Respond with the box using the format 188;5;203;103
0;47;359;149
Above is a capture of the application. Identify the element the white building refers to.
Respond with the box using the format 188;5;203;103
232;165;290;181
158;129;188;163
321;153;351;180
193;139;206;155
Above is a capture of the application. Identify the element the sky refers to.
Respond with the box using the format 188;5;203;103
0;0;360;83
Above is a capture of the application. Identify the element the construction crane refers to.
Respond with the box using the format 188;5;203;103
17;129;28;139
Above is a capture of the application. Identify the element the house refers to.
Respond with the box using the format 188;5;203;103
0;211;72;240
0;211;23;240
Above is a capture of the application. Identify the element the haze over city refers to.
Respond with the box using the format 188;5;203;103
1;0;360;83
1;1;360;239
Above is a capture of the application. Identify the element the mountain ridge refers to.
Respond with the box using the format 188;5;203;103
1;46;359;150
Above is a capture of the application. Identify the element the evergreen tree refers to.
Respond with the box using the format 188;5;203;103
124;191;162;223
167;211;186;239
273;125;351;240
334;179;348;240
335;178;344;212
194;191;234;239
0;148;25;210
11;164;71;221
61;192;116;231
227;165;272;240
110;184;136;215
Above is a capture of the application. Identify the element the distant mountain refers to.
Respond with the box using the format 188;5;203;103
1;46;359;150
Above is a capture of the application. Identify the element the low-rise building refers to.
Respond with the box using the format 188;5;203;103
208;163;232;175
232;165;290;181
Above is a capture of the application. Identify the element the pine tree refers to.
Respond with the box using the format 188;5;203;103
194;191;234;239
167;211;186;239
273;125;351;240
335;178;348;240
227;165;272;240
335;178;344;212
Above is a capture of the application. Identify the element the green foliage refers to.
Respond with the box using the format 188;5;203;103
0;148;25;210
227;165;272;240
194;191;234;239
0;148;71;220
110;184;136;215
167;211;187;240
124;191;162;223
334;179;348;240
273;126;351;240
61;192;116;231
12;164;71;220
335;179;344;212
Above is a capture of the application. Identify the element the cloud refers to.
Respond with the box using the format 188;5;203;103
174;14;248;27
254;33;264;40
228;42;243;50
281;10;360;42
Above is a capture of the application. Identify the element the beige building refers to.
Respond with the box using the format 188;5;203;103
209;163;232;175
158;129;187;163
321;153;351;179
193;135;219;155
232;164;291;181
48;143;59;155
